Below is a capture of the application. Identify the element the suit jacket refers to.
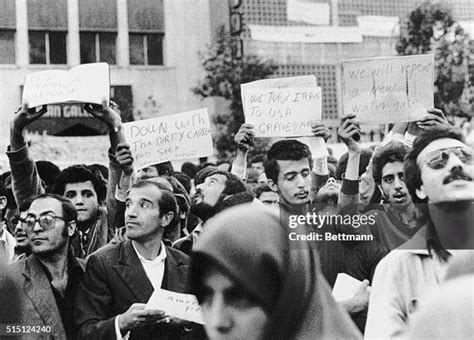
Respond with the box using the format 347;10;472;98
74;239;204;340
0;253;85;340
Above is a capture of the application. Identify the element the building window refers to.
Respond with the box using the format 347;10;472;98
79;0;117;65
129;33;163;65
0;0;16;64
128;0;164;66
29;31;67;64
80;32;116;64
0;30;15;64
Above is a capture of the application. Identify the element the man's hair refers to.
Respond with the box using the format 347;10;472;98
372;142;408;184
173;172;192;194
404;127;465;203
0;179;6;199
264;140;312;183
181;162;198;179
335;148;373;180
32;193;77;223
250;155;265;165
152;161;174;177
36;160;61;191
194;166;218;186
131;180;178;223
254;184;274;199
53;165;107;204
203;169;247;196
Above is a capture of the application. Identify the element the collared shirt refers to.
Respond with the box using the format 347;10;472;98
0;222;16;264
365;222;457;338
114;242;167;340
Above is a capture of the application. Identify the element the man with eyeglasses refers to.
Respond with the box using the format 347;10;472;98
0;193;84;339
365;126;474;338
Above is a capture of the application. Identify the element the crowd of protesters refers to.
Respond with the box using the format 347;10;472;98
0;99;473;340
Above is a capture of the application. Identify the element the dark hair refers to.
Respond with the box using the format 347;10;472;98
35;161;61;189
152;161;174;177
173;172;192;194
207;169;247;196
53;165;107;204
88;164;109;182
254;184;275;199
216;191;255;214
164;176;191;214
250;155;265;165
181;162;198;179
131;180;178;225
335;148;373;180
404;127;465;203
32;193;77;223
0;179;6;199
264;140;312;183
194;166;218;186
372;142;408;184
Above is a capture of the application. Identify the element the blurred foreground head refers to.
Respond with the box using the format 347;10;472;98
191;204;360;340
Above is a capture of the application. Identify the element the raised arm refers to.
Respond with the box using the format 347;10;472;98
84;100;126;229
231;123;255;180
7;104;48;206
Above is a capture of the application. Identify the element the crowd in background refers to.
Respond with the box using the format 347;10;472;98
0;101;473;339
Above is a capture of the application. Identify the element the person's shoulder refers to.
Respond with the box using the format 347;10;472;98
87;239;125;264
165;244;191;266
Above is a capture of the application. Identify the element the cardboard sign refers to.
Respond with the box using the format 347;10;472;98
241;76;322;137
123;109;214;169
342;54;434;124
146;289;205;325
22;63;110;108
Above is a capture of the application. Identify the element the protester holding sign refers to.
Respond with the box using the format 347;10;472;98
7;100;125;258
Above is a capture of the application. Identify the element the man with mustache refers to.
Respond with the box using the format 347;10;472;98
365;127;474;338
0;193;83;339
173;170;248;254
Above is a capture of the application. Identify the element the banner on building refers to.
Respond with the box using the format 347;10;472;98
357;16;399;37
287;0;330;26
248;25;363;43
342;54;434;124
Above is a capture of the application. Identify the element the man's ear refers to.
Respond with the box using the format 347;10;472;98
0;196;7;210
415;185;427;200
67;220;77;237
268;179;278;192
161;211;174;228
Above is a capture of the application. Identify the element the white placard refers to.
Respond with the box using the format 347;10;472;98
22;63;110;108
342;54;434;124
123;109;214;169
146;289;204;325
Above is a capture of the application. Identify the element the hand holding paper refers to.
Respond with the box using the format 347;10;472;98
146;289;205;325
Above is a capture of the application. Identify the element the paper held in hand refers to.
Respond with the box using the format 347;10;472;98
122;108;214;169
341;54;434;124
146;289;205;325
332;273;364;302
22;63;110;108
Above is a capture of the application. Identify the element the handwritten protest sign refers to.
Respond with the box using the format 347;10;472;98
146;289;204;324
123;108;213;169
241;76;322;138
342;54;434;124
22;63;110;108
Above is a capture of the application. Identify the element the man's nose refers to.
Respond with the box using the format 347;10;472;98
206;296;232;335
447;152;466;170
295;174;306;187
394;176;403;189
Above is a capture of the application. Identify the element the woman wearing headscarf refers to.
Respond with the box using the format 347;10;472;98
191;204;361;339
